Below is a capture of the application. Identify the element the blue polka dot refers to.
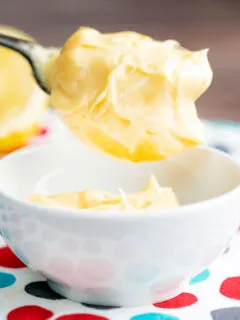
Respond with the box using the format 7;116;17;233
213;144;230;154
189;269;210;285
0;271;16;288
211;307;240;320
130;313;180;320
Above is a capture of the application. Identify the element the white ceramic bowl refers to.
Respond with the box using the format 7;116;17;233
0;135;240;306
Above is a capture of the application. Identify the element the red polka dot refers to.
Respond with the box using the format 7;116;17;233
7;305;53;320
56;315;109;320
154;292;198;309
0;247;26;268
220;277;240;300
39;128;49;136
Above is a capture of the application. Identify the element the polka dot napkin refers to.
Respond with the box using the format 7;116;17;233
0;117;240;320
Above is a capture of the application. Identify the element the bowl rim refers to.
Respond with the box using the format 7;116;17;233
0;143;240;220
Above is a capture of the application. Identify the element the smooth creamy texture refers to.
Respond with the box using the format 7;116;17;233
50;27;213;162
0;26;49;137
27;175;179;211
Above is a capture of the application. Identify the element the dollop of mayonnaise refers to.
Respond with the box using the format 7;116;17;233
27;175;179;211
49;27;212;162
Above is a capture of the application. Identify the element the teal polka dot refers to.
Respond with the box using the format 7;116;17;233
131;313;180;320
214;120;240;128
0;272;16;288
190;269;210;285
126;261;159;283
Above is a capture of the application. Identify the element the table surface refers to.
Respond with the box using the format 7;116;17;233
0;0;240;121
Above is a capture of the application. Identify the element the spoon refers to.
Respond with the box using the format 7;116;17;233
0;34;59;94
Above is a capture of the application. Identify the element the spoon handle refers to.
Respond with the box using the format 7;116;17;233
0;34;54;94
0;34;36;58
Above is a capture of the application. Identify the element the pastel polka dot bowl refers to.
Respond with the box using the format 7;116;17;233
0;134;240;307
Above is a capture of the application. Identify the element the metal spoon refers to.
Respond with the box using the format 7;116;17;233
0;34;59;94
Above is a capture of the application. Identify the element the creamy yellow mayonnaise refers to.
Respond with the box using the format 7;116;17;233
27;175;179;211
49;27;212;162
